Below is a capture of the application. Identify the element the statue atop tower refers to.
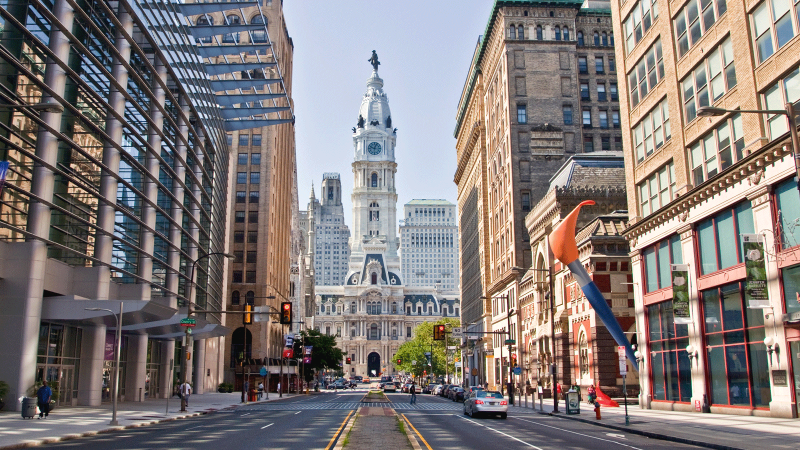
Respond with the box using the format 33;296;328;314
368;50;380;71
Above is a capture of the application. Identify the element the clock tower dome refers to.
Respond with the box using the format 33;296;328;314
349;52;398;258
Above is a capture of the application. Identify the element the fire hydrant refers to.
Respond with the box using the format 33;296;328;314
594;402;601;420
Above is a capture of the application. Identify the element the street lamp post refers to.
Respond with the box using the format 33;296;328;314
181;251;234;412
697;104;800;192
85;303;123;426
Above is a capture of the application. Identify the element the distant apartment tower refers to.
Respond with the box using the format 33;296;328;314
303;173;351;286
400;200;459;292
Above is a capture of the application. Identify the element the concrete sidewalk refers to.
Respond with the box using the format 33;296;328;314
0;391;300;449
507;394;800;449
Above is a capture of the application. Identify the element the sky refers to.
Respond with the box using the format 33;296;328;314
283;0;491;224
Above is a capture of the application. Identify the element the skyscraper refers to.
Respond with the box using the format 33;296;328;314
400;200;460;292
303;173;351;287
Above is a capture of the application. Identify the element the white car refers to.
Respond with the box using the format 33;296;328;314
383;382;397;392
433;384;444;396
463;390;508;419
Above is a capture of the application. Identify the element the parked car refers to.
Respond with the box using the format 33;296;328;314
402;383;412;393
448;386;463;400
433;385;444;396
451;387;466;402
383;382;397;392
466;386;485;396
463;390;508;419
362;377;370;384
422;384;436;394
441;384;455;398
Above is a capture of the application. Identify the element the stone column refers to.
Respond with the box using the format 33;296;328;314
158;340;175;399
78;325;107;406
125;334;148;402
193;338;206;395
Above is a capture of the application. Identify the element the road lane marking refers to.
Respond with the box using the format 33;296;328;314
457;415;543;449
401;414;433;450
187;425;205;430
261;423;273;429
295;411;302;414
324;409;354;450
511;416;643;449
242;413;251;416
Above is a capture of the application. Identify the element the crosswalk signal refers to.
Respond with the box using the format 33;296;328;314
280;302;292;325
243;304;253;325
434;324;446;340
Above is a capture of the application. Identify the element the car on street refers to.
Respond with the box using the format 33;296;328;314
362;377;370;384
451;387;466;402
466;386;485;396
383;382;397;392
463;390;508;419
433;384;444;396
327;381;348;390
422;384;436;394
441;384;456;398
402;383;412;393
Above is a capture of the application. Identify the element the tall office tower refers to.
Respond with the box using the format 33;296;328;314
304;173;352;286
313;56;459;379
454;0;620;392
0;0;291;409
611;0;800;418
400;200;460;292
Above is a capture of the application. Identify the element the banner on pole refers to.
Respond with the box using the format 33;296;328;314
304;346;313;355
284;334;294;348
671;264;692;324
742;234;770;308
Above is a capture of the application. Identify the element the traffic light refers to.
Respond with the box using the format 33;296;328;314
346;357;351;364
511;354;517;367
280;302;292;324
433;324;446;340
243;303;253;325
397;358;402;365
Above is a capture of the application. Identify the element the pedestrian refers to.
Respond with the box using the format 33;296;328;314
277;382;281;394
556;382;562;399
258;382;264;399
409;382;417;405
36;381;52;419
587;384;596;405
180;381;192;407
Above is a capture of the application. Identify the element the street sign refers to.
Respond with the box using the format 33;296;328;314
619;360;627;375
455;362;462;367
424;352;431;356
468;335;480;340
451;327;463;338
447;346;457;350
504;339;516;345
513;366;522;375
260;366;267;377
180;318;197;327
618;346;627;375
486;349;494;356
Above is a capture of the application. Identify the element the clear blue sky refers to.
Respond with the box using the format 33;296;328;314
283;0;491;223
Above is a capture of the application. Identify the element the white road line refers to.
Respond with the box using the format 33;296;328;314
457;415;543;449
511;416;644;449
242;413;251;416
261;423;274;429
187;425;205;430
295;411;302;415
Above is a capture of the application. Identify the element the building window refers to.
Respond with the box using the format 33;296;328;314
247;251;257;262
599;111;609;129
251;153;261;165
246;271;256;283
371;273;378;284
643;235;683;292
675;0;728;57
578;331;589;377
580;82;590;99
521;191;531;211
638;161;675;216
238;153;248;165
648;301;692;402
223;14;241;43
703;282;770;407
237;172;247;184
612;110;620;128
371;173;378;187
239;134;249;146
595;56;604;73
234;251;244;263
776;178;800;249
753;0;799;64
624;0;660;53
249;210;258;223
577;31;584;45
682;38;736;123
236;191;246;203
628;40;665;107
234;231;245;243
250;172;260;184
517;104;527;124
582;109;592;127
251;134;262;146
235;211;245;223
563;105;573;125
633;98;672;163
407;326;411;337
594;31;600;45
689;114;743;185
563;27;570;40
583;136;594;152
196;16;214;43
536;25;543;40
610;82;619;101
597;84;607;101
697;201;754;275
232;291;240;305
249;191;259;203
509;25;516;39
609;57;616;72
233;271;243;283
763;66;800;138
602;32;609;46
518;25;525;39
578;56;588;73
555;26;562;40
601;136;610;150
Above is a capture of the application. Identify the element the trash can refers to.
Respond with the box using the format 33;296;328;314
565;390;581;415
21;397;37;419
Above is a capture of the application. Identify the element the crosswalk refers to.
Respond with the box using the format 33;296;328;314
246;401;464;411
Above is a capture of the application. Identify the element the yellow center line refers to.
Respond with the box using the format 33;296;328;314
402;413;433;450
324;409;354;450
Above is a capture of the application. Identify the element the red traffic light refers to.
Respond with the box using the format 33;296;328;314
397;358;402;364
434;324;446;340
346;357;352;364
280;302;292;324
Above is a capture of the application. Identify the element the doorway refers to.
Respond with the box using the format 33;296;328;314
368;352;381;378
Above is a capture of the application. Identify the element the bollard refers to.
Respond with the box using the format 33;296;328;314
139;388;142;402
594;403;601;420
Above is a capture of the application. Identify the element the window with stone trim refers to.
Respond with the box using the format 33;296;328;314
517;104;527;124
648;301;691;402
624;0;659;53
563;105;573;125
752;0;800;64
637;161;675;216
579;56;588;74
681;38;736;123
697;200;754;275
689;113;744;185
628;39;664;107
763;65;800;139
674;0;728;57
633;97;671;163
643;234;683;293
595;56;604;74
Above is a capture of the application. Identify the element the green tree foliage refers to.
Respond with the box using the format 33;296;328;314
394;318;460;379
292;329;346;382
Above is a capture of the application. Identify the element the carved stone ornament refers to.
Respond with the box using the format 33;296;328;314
679;210;689;222
749;170;763;186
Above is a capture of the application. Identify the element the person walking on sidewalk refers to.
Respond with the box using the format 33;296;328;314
180;381;192;407
36;381;52;419
587;384;596;405
409;382;417;405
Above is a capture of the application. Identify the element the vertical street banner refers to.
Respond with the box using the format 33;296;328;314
303;345;312;364
671;264;692;323
742;234;770;308
0;161;9;198
284;334;294;348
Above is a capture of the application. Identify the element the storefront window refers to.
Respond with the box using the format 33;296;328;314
643;234;683;292
697;201;754;275
781;264;800;315
775;178;800;249
703;282;771;407
648;301;692;402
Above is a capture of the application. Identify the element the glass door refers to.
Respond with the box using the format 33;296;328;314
791;341;800;417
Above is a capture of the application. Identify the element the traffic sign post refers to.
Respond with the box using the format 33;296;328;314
180;318;197;327
451;327;463;338
618;346;629;425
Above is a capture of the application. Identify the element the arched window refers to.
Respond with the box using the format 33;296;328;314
536;25;543;40
246;291;255;305
609;32;614;46
517;25;524;39
555;26;561;41
509;25;516;39
579;331;589;376
370;324;379;340
392;302;397;313
231;290;240;305
351;301;357;313
563;27;569;40
196;16;214;44
371;273;378;284
250;14;267;43
369;201;379;221
223;15;241;43
593;31;600;46
577;31;584;46
371;173;378;187
602;32;608;46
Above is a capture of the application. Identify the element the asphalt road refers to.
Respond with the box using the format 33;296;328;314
40;388;704;449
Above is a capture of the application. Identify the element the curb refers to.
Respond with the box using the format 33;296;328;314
534;410;745;450
399;413;422;450
332;410;358;450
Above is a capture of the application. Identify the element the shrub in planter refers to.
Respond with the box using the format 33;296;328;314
0;380;9;410
218;383;227;393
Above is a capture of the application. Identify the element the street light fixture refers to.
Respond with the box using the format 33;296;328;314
180;251;234;412
85;304;123;426
697;104;800;192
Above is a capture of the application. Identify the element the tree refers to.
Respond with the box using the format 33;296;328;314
292;329;346;382
395;318;460;380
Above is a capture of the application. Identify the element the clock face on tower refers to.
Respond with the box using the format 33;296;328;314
367;142;382;155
